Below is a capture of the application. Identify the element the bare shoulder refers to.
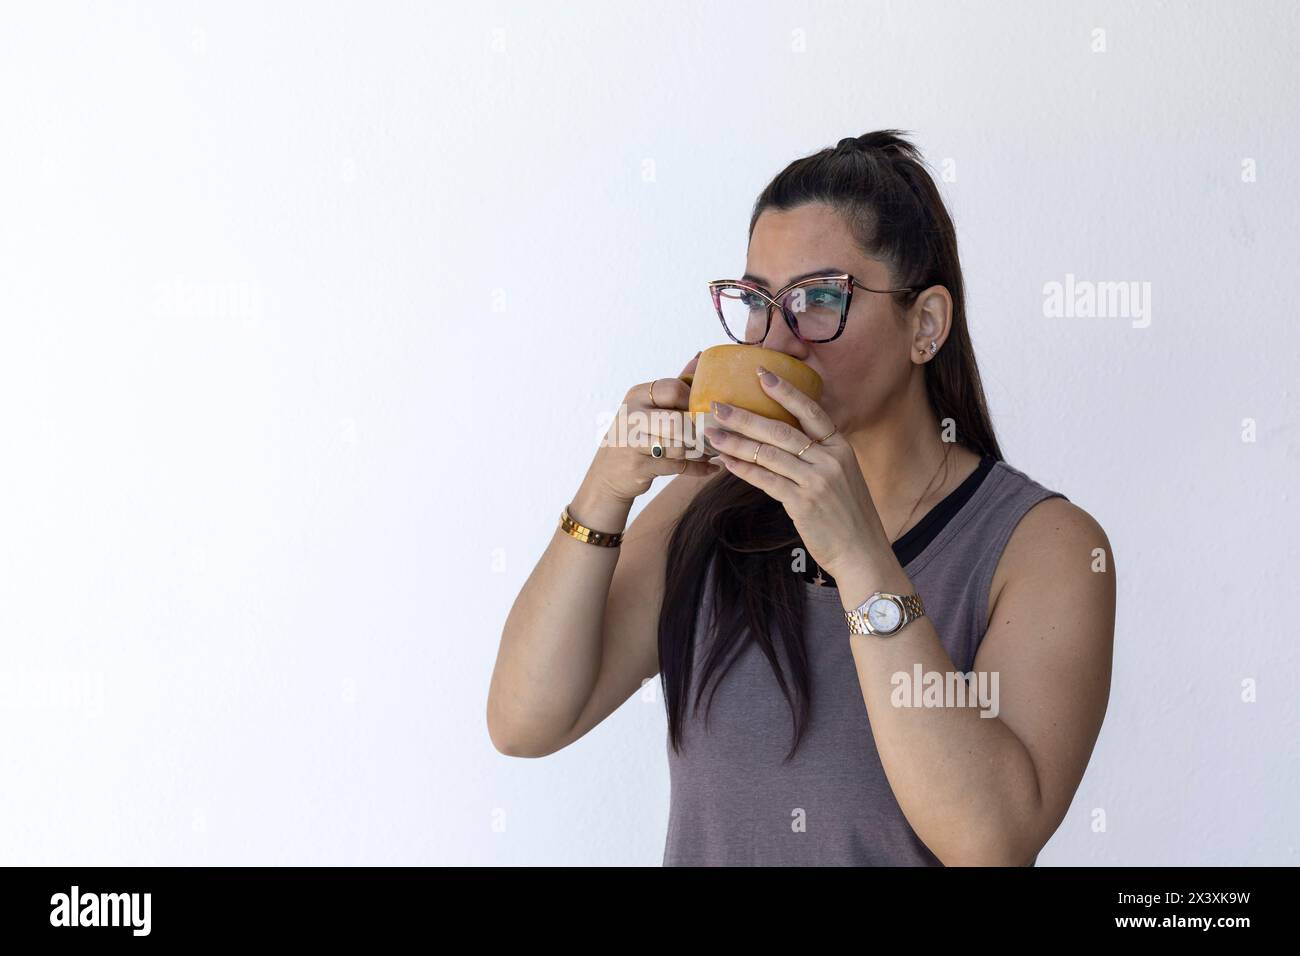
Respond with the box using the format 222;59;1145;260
1008;496;1112;564
988;496;1115;630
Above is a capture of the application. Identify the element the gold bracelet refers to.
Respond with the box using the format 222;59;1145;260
560;505;624;547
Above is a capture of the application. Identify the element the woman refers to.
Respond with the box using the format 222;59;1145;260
488;130;1116;866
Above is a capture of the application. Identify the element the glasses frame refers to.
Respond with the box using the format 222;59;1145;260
707;272;915;344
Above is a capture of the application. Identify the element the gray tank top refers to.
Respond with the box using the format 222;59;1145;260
662;459;1068;866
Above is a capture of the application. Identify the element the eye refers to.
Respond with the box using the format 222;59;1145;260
805;286;845;307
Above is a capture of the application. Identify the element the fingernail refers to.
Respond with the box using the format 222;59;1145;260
756;366;777;386
703;426;724;443
712;401;732;420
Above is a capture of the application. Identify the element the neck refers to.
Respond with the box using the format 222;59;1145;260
843;378;972;540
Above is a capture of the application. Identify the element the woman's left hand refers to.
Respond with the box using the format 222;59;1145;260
703;366;892;581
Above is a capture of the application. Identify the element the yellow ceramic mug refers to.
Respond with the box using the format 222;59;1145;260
681;345;823;452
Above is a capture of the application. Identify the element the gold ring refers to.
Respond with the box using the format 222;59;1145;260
648;380;659;408
814;423;837;443
796;438;814;458
679;459;688;474
751;441;762;463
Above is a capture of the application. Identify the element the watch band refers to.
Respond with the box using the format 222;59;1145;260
844;591;926;637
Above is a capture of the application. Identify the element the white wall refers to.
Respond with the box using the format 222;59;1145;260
1;1;1295;865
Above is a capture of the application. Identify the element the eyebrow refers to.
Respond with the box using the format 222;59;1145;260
741;267;846;289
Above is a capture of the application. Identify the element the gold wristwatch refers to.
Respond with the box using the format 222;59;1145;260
844;590;926;637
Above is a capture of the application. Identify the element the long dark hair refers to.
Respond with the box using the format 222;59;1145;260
658;130;1004;760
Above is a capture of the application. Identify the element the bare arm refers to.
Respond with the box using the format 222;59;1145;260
833;497;1116;865
486;360;715;757
497;472;716;756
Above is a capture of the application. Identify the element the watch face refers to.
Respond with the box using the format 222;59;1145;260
866;596;902;633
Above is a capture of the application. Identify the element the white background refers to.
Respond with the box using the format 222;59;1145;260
1;1;1296;865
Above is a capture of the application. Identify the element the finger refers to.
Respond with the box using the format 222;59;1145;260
681;350;701;378
647;453;722;478
706;399;827;466
639;439;698;460
645;376;691;410
629;408;695;448
754;365;839;447
702;425;813;488
714;450;795;502
630;415;711;458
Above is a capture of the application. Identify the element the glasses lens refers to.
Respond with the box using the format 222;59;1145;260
713;284;770;343
781;278;849;341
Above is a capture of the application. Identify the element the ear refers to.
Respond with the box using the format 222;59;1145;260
910;285;953;362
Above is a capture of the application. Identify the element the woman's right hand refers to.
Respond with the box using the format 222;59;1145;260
585;351;720;506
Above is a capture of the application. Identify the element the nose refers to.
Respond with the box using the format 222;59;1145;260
761;308;812;360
